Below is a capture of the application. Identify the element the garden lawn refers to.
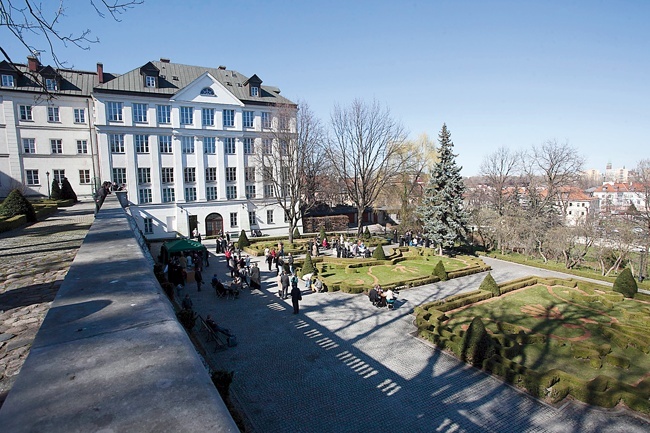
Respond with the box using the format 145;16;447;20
444;283;650;385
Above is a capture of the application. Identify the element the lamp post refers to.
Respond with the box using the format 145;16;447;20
46;171;50;199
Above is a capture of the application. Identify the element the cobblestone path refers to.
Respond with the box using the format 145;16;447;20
0;202;95;408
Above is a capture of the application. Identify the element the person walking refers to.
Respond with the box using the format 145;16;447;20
250;263;261;290
195;268;203;292
280;271;290;299
291;284;302;314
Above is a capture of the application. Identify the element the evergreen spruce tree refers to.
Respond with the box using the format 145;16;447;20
302;251;316;276
319;226;326;241
60;177;78;201
238;229;250;249
417;124;469;255
372;245;387;260
51;179;61;200
293;227;301;240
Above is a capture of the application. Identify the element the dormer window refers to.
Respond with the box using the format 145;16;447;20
45;78;57;91
250;86;259;97
200;87;215;96
1;74;15;87
145;75;156;88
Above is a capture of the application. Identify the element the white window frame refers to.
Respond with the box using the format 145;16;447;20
206;186;218;201
139;188;152;203
243;111;254;128
23;138;35;154
74;108;85;123
159;135;173;153
248;211;256;226
107;101;123;122
203;136;216;154
226;167;237;182
109;134;125;153
112;168;127;185
1;74;15;87
267;209;274;224
135;134;149;153
226;185;237;200
250;86;259;97
185;187;197;202
79;169;91;184
144;217;154;234
205;167;217;182
19;105;33;121
50;139;62;154
132;103;148;123
224;137;236;154
138;167;151;184
202;108;215;127
180;106;194;125
161;167;174;183
162;187;175;203
47;106;60;122
223;109;234;127
76;140;88;154
243;138;254;154
157;105;171;124
181;136;195;154
184;167;196;183
230;212;238;228
246;184;256;199
145;76;156;88
45;78;57;91
25;169;39;185
261;112;271;129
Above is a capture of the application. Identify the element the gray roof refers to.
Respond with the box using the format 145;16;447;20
94;61;295;106
2;63;101;96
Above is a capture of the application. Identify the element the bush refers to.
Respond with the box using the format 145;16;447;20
0;189;37;222
461;317;495;366
238;229;250;249
363;226;371;239
211;370;234;399
176;309;196;331
479;272;500;297
319;226;326;240
301;251;316;276
613;268;637;298
60;177;78;201
293;227;301;240
372;245;387;260
51;179;61;200
433;260;448;281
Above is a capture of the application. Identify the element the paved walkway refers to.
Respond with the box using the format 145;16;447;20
0;202;95;408
189;246;650;433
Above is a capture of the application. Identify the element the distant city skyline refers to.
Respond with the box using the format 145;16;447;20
2;0;647;176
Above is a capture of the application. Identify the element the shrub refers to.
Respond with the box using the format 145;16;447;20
211;370;234;399
461;317;495;366
319;226;326;240
433;260;448;281
238;229;250;249
302;251;316;276
60;177;78;201
479;272;500;297
613;268;637;298
50;179;62;200
293;227;301;240
372;245;387;260
176;309;196;331
0;189;37;222
363;226;371;239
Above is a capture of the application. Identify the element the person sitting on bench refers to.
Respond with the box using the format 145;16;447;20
205;314;232;337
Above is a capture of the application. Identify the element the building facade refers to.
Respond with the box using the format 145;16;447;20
1;57;298;240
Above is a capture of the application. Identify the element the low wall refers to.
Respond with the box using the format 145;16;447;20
0;196;238;432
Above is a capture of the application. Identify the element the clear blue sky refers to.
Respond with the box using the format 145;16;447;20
3;0;648;176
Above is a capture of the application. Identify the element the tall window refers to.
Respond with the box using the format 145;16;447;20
138;167;151;184
77;140;88;154
144;217;154;234
132;103;148;122
246;185;256;199
25;169;39;185
222;109;234;127
159;135;173;153
107;102;123;121
206;186;218;201
185;187;197;202
180;106;193;125
243;138;254;154
263;139;272;154
184;167;196;183
135;135;149;153
74;108;86;123
53;169;65;184
248;211;256;226
261;112;271;128
202;108;215;126
162;187;175;203
139;188;152;203
267;210;274;224
230;212;238;227
109;134;125;153
245;167;255;182
47;106;60;122
112;168;127;185
264;184;274;198
161;167;174;183
79;170;91;184
23;138;35;154
224;137;236;154
204;136;216;154
19;105;33;121
226;167;237;182
226;185;237;200
243;111;254;128
205;167;217;182
1;74;15;87
50;139;62;154
181;136;194;154
157;105;171;124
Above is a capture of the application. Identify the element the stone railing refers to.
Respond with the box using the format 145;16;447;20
0;196;239;432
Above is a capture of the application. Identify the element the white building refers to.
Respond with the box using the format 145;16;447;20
1;57;299;240
0;57;99;199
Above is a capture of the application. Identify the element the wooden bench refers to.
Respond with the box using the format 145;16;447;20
197;315;226;352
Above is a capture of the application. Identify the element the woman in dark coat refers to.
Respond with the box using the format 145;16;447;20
290;285;302;314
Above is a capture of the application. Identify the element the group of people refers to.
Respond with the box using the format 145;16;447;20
166;249;209;294
399;230;430;248
368;285;397;309
275;270;303;314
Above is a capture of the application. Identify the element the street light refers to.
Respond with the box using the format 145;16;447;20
46;171;50;199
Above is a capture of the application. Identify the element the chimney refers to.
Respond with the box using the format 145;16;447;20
218;65;227;70
160;58;170;63
97;62;104;84
27;56;40;72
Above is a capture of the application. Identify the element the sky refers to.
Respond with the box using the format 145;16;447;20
2;0;648;176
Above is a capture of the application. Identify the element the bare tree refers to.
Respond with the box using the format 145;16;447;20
256;101;325;243
327;99;407;235
1;0;142;87
479;146;519;216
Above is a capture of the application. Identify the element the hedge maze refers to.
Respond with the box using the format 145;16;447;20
415;275;650;413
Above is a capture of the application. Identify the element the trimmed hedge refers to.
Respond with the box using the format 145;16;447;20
479;272;500;297
613;268;638;298
0;214;27;233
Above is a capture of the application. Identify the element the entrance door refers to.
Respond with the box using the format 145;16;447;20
189;215;198;237
205;213;223;237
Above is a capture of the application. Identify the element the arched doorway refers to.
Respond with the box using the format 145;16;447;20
205;213;223;237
